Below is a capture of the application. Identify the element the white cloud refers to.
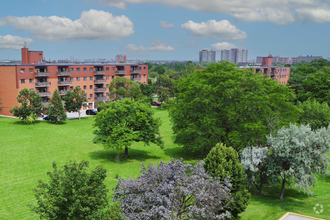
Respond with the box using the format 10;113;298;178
0;9;134;42
182;20;247;41
211;42;247;51
0;35;35;50
159;21;175;28
98;0;330;24
124;39;175;52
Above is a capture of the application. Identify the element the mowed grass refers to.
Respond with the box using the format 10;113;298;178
0;109;330;219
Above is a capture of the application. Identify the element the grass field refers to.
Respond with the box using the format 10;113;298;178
1;109;330;219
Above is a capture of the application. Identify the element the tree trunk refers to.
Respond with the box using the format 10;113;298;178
124;147;129;157
279;178;286;200
257;182;263;196
78;111;81;121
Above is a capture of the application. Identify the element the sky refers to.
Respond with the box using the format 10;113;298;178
0;0;330;61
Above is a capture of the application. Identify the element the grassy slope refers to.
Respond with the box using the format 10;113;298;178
0;109;329;219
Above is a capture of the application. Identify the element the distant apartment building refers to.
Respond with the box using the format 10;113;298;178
291;55;323;64
256;56;263;64
199;49;216;63
291;57;298;64
273;56;290;64
115;54;127;63
221;48;248;64
0;48;148;116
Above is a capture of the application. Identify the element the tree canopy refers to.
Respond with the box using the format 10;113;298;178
48;89;67;123
63;87;88;120
108;77;142;101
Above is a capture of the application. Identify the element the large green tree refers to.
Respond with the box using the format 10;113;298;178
203;143;250;218
9;88;43;122
93;98;163;157
63;87;88;120
139;83;153;105
108;77;142;101
48;89;67;123
28;160;109;219
169;62;300;154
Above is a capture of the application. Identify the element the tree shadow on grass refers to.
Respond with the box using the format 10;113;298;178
88;148;162;164
163;146;205;161
11;120;43;125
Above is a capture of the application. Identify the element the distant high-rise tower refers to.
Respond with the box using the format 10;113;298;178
199;49;216;63
221;48;248;64
115;54;127;63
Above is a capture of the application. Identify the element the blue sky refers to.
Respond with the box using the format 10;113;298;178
0;0;330;61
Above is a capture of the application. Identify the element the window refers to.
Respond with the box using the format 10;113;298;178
106;76;109;80
77;77;80;81
39;53;42;56
143;82;146;84
77;68;80;72
84;94;87;98
21;79;25;84
30;89;34;91
139;67;141;70
139;75;141;78
29;68;33;73
83;77;87;81
70;86;73;91
106;67;109;71
106;84;109;88
29;79;33;83
77;86;80;89
106;93;109;96
83;85;87;90
143;75;146;78
112;67;114;71
90;85;93;89
90;67;93;72
112;76;114;79
70;68;73;72
90;77;93;81
83;68;87;72
90;94;93;98
20;69;25;73
144;67;146;70
70;77;73;81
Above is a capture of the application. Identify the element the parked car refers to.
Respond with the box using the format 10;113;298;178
43;116;51;121
152;101;162;106
86;109;97;115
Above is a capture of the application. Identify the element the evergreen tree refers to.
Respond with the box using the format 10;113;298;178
48;89;67;123
203;143;251;218
63;87;88;120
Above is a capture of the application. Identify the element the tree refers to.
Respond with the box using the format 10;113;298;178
48;89;67;123
169;62;300;154
203;143;250;218
266;124;330;200
108;77;142;101
155;86;170;109
114;158;232;220
9;88;43;122
93;98;163;157
154;74;175;97
63;87;88;120
28;160;109;219
140;83;153;105
25;112;38;125
297;99;330;130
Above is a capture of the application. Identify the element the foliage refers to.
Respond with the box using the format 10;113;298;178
155;86;170;108
28;160;109;219
154;74;175;97
114;158;232;220
63;87;88;120
108;77;142;101
266;124;330;200
169;62;300;153
204;143;250;218
24;112;38;125
48;89;67;123
103;202;125;220
9;88;43;122
297;99;330;130
93;98;163;157
140;83;153;105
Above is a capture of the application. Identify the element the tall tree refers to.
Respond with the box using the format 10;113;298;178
93;98;163;157
48;89;67;123
63;87;88;120
139;83;153;105
154;86;170;109
108;77;142;101
28;160;109;219
204;143;250;218
169;62;300;154
114;159;231;220
9;88;43;122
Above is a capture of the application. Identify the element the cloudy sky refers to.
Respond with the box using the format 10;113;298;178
0;0;329;61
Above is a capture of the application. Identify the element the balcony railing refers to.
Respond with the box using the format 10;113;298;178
132;78;141;82
57;71;72;77
35;82;51;87
59;91;67;96
58;81;72;86
94;71;106;75
94;96;107;101
94;79;106;84
94;88;107;92
116;70;127;75
131;70;141;74
35;72;50;77
38;92;51;97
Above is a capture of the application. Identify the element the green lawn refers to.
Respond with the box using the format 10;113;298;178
0;109;329;219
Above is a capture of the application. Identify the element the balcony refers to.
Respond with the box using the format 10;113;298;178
94;79;106;84
131;70;141;74
59;91;67;96
94;71;106;75
94;88;107;92
38;92;51;97
116;70;127;75
35;82;51;87
57;71;72;77
132;78;141;82
94;96;107;101
58;81;72;86
35;72;50;77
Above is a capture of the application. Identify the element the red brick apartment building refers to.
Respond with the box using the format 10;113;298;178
0;48;148;116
